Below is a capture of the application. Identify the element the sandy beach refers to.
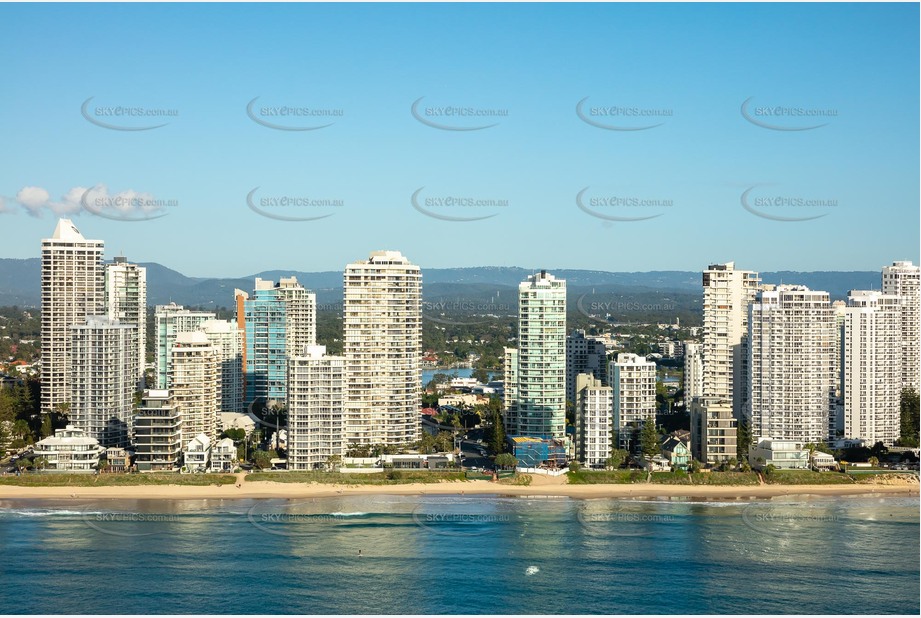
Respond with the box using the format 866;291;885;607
0;474;917;501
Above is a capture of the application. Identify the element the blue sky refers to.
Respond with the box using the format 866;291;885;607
1;2;918;277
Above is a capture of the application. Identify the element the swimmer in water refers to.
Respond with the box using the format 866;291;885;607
358;549;362;557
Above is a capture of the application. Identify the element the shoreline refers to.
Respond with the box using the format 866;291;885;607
0;479;917;501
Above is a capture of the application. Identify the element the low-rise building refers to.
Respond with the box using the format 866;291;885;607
104;447;130;472
210;437;236;472
507;436;567;468
749;438;809;471
811;450;838;471
134;390;183;472
661;433;692;470
33;425;102;473
639;454;671;471
184;433;211;472
689;397;737;464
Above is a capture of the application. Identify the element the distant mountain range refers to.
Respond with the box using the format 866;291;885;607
0;257;884;310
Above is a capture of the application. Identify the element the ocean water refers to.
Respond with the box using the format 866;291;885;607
0;494;917;614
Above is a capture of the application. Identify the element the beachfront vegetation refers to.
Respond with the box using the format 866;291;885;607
762;470;855;485
0;473;238;487
246;470;466;484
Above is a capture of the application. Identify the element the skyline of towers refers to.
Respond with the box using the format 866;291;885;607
342;250;422;447
505;270;567;439
40;219;105;413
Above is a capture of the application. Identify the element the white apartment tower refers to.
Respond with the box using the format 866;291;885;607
70;316;138;447
154;303;215;389
574;373;614;468
683;341;704;401
701;262;761;419
343;251;422;446
566;330;609;405
881;261;921;393
609;353;656;450
40;219;105;413
505;271;567;438
747;285;835;444
105;256;147;387
170;331;221;445
287;345;346;470
200;319;245;413
840;291;902;446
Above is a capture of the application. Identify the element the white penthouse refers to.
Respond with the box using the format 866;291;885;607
33;425;102;472
134;389;183;472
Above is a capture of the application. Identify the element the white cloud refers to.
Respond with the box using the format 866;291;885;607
6;184;168;219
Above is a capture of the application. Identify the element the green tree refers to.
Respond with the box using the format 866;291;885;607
325;454;342;470
568;460;581;472
689;459;702;474
434;431;454;453
471;367;490;384
495;453;518;470
605;449;628;470
252;450;273;470
222;428;246;442
899;388;920;447
736;418;753;461
640;416;659;457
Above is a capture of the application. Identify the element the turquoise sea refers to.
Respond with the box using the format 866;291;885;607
0;494;918;614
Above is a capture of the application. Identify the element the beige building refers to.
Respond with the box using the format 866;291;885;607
690;397;736;464
171;331;221;445
343;251;422;446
